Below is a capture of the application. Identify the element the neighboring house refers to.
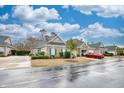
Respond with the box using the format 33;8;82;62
105;45;118;55
31;31;66;57
0;35;12;56
88;42;106;54
72;39;89;56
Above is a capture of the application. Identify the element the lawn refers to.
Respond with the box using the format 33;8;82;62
31;57;95;67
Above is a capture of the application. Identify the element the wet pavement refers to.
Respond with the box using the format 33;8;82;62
0;58;124;88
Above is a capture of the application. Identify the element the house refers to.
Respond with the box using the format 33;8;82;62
31;30;66;57
105;45;118;55
0;35;12;56
72;39;89;56
88;42;107;54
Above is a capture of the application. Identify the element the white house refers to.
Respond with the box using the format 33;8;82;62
105;45;118;55
0;35;12;56
88;42;107;54
72;39;89;56
31;30;66;57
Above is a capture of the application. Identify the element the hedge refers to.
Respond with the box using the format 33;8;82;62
64;51;71;58
104;52;114;56
59;52;64;57
31;55;49;59
12;50;30;56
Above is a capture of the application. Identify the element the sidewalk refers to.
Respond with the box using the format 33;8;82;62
0;56;31;70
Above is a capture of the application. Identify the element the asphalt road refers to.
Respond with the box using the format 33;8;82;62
0;58;124;88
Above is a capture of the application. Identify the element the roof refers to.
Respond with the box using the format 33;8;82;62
0;35;12;47
105;45;117;51
33;31;65;49
88;42;104;48
73;39;85;47
33;40;46;49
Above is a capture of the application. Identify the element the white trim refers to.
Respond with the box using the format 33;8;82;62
47;34;65;45
46;44;65;48
80;41;89;49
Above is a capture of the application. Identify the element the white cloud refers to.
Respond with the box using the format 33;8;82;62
38;22;80;33
13;6;60;23
0;21;80;42
75;22;123;39
0;13;9;21
73;5;124;18
0;23;40;42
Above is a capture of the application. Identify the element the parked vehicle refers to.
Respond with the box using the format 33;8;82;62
85;53;104;59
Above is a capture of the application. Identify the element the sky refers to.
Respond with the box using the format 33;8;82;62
0;5;124;46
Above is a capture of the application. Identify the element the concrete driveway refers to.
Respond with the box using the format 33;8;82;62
0;56;31;70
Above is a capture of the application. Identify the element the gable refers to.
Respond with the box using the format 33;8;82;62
0;36;10;45
52;36;64;43
81;42;89;49
48;36;65;45
50;36;64;43
5;38;12;45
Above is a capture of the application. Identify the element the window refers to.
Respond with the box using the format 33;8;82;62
50;48;56;56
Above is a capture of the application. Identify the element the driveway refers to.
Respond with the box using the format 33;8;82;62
0;56;31;70
0;57;124;88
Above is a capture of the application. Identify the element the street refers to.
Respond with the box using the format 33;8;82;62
0;58;124;88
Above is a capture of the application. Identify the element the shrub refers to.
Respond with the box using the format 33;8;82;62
0;52;3;54
104;52;114;56
31;55;49;59
64;51;71;58
15;50;30;56
39;51;45;56
29;53;34;56
59;52;64;57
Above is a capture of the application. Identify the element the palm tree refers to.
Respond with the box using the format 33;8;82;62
66;39;77;58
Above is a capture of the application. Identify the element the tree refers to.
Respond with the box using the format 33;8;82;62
13;37;39;51
66;39;77;58
24;37;39;50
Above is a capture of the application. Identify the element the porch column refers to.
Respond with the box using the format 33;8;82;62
80;49;82;56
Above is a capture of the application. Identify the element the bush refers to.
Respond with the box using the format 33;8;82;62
31;55;49;59
104;52;114;56
64;51;71;58
39;51;45;56
59;52;64;57
15;50;30;56
0;52;3;54
29;53;34;56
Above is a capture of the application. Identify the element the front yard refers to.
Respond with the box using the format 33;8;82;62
31;57;95;67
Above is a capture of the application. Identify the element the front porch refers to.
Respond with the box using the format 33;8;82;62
46;45;66;57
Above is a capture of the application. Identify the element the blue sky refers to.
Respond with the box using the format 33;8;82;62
0;5;124;46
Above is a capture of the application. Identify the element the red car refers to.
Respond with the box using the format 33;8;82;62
85;53;104;59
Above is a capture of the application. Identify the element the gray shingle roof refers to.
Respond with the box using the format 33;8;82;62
73;39;84;47
33;40;46;49
88;42;104;48
0;35;11;47
105;45;117;51
0;35;9;43
33;32;65;49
